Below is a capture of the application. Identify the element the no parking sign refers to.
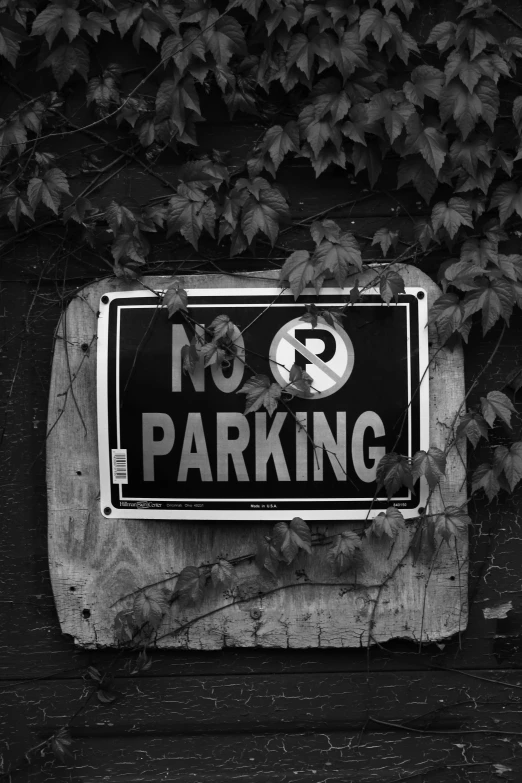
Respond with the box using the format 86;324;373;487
97;286;429;520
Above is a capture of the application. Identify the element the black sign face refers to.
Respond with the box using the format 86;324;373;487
97;287;429;520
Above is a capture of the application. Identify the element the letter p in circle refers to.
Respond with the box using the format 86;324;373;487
269;317;354;399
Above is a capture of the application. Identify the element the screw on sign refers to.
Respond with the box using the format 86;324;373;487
97;287;429;520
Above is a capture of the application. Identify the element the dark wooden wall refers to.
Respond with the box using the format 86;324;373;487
3;1;522;779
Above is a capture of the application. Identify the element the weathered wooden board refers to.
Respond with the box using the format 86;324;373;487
3;671;522;783
4;670;522;737
46;266;467;649
4;732;521;783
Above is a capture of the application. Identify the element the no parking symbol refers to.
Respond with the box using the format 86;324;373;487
269;317;354;399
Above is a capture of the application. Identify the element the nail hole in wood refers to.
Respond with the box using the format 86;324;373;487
82;609;91;619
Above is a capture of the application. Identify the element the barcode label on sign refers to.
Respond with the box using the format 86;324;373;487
111;449;128;484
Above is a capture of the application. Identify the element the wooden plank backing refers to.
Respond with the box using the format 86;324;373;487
2;671;522;783
3;731;521;783
4;670;522;737
46;266;467;649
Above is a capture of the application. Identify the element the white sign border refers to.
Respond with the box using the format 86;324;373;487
97;287;429;520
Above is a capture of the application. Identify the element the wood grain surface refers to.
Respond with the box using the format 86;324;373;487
45;266;467;650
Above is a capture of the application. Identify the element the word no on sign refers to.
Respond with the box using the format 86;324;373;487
97;287;429;520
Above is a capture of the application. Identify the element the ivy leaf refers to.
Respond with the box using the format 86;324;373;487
475;78;500;131
176;565;206;607
444;50;484;92
113;610;136;644
240;182;289;245
411;520;437;564
359;9;396;50
383;0;414;19
27;168;70;214
129;649;152;675
155;76;202;136
313;232;363;287
397;156;437;204
379;269;405;303
513;95;522;132
415;219;438;252
285;363;313;398
32;3;81;47
133;587;168;630
462;279;514;334
162;28;207;75
426;21;456;53
366;507;405;540
376;452;415;498
237;374;282;416
164;279;188;317
132;16;164;52
327;531;361;575
412;447;447;489
311;219;341;244
265;3;300;35
405;114;447;176
431;198;473;239
334;28;368;79
456;412;489;447
439;81;479;138
440;78;499;139
287;32;331;79
280;250;320;299
181;339;200;375
472;462;500;501
209;314;240;341
298;103;335;158
0;15;26;66
480;390;516;428
166;189;215;249
352;141;382;187
403;65;444;107
262;122;299;170
106;199;140;233
442;260;483;292
51;727;74;764
0;188;33;230
211;558;235;588
490;182;522;225
450;137;491;177
372;228;398;257
272;517;312;564
304;145;347;177
493;442;522;492
87;69;121;112
434;507;470;542
429;292;467;344
116;4;142;36
368;97;414;144
39;40;90;88
256;536;281;577
203;12;245;67
461;237;497;268
505;365;522;394
82;11;114;41
199;341;227;368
